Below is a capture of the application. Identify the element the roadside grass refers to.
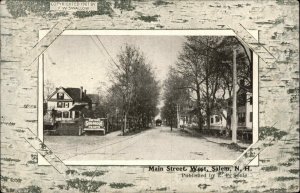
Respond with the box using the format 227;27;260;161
221;143;246;152
119;126;153;136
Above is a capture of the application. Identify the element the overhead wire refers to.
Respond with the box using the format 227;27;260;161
95;35;122;71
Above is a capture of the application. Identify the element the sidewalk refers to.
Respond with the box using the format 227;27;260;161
182;127;250;149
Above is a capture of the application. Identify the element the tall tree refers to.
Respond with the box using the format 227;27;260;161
176;36;222;130
109;44;160;133
175;36;252;130
161;67;190;129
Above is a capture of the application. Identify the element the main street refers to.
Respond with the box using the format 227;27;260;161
45;126;244;161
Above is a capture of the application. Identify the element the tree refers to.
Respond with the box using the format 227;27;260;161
176;36;222;130
214;37;253;134
215;36;253;95
161;67;190;129
174;36;252;131
109;44;160;134
44;79;55;100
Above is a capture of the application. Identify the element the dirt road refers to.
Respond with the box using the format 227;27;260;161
44;126;244;161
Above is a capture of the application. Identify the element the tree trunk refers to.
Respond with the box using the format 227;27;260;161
205;39;211;131
196;85;203;131
205;76;211;130
123;113;127;135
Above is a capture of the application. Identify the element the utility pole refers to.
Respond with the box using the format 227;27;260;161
232;49;237;143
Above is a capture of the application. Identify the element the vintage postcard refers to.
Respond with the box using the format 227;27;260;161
1;0;299;193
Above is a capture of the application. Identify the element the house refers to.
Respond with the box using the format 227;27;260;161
179;104;194;126
205;90;253;130
237;90;253;130
204;109;228;130
45;86;92;121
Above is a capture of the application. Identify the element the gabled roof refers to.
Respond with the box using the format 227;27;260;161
64;88;82;102
47;87;72;101
47;87;92;103
69;104;87;111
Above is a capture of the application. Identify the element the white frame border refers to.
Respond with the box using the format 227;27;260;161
38;29;259;166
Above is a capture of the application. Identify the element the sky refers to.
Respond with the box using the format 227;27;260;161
44;35;185;95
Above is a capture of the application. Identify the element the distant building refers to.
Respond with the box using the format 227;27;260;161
179;104;194;127
204;109;228;130
181;89;253;130
205;90;253;130
45;86;92;121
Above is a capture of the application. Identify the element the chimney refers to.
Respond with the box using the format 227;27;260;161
80;86;83;100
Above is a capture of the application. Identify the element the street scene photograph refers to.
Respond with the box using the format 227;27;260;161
42;34;254;161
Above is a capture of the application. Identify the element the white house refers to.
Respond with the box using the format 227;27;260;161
205;109;228;130
45;86;92;121
204;91;253;130
237;92;253;130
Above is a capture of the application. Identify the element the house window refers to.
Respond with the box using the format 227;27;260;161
249;97;253;105
75;111;80;118
250;112;253;122
238;113;246;123
65;103;69;108
63;111;69;118
211;117;214;124
215;116;220;122
57;111;62;118
57;93;64;100
57;102;63;108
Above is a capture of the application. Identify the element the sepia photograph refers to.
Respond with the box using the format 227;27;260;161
41;32;255;163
